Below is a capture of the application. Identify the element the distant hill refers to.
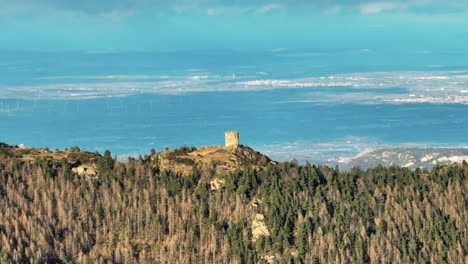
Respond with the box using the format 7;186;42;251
339;148;468;170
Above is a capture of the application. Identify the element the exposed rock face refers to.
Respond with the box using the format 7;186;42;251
260;254;276;264
72;165;97;177
210;178;225;190
251;214;270;241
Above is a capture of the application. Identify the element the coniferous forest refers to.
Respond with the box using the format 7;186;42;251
0;144;466;263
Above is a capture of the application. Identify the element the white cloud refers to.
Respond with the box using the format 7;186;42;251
1;0;468;18
359;2;408;14
205;8;225;16
256;4;282;14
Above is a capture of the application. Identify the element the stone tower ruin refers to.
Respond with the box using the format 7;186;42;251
225;131;239;147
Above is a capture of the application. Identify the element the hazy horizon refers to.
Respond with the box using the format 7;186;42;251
1;0;467;164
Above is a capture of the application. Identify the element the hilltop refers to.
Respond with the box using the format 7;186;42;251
154;145;275;176
0;143;100;176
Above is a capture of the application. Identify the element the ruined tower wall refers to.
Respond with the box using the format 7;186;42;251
225;131;239;147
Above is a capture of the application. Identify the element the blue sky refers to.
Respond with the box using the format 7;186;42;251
1;0;468;51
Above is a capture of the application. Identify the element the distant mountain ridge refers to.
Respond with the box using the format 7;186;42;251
340;147;468;170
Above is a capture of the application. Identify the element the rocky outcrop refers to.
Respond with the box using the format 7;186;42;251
72;165;97;177
251;214;270;241
210;178;225;190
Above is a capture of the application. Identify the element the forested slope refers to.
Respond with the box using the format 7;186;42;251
0;143;466;263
